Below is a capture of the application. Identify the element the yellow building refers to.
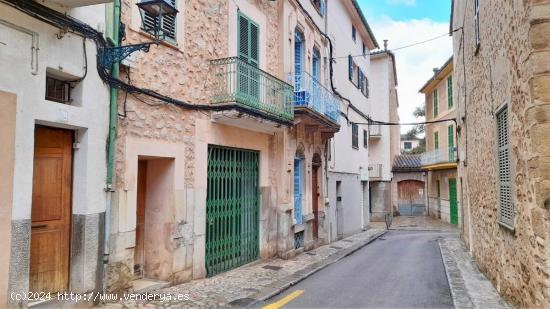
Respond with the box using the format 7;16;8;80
419;58;459;225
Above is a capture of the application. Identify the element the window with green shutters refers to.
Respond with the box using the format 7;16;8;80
447;75;453;108
237;12;260;100
496;106;514;228
448;125;454;161
434;131;439;150
433;89;439;117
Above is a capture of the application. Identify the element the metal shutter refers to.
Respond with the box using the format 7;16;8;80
496;107;514;227
143;0;176;40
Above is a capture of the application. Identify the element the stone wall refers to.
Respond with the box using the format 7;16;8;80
452;0;550;306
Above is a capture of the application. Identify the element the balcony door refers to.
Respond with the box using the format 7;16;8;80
237;13;259;104
294;29;304;91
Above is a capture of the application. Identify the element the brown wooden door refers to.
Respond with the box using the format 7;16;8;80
134;160;147;278
30;126;72;293
312;166;319;239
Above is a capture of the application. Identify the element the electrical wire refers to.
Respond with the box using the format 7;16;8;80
1;0;295;126
351;117;457;126
333;27;462;60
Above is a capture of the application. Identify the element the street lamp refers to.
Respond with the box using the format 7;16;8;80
137;0;179;40
100;0;179;69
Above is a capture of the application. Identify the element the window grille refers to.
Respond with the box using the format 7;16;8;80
45;76;72;104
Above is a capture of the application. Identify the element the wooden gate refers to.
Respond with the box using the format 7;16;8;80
30;126;72;293
397;180;425;216
206;146;259;277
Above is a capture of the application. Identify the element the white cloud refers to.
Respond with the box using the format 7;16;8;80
387;0;417;6
370;16;452;133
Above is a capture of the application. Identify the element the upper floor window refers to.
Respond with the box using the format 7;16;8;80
404;142;412;150
239;13;259;67
447;75;453;108
363;129;368;148
312;47;320;81
46;76;72;104
294;29;305;88
348;55;353;81
352;123;359;149
352;25;356;42
362;44;366;57
474;0;480;48
434;131;439;150
433;89;439;117
496;105;513;228
142;0;177;41
311;0;325;17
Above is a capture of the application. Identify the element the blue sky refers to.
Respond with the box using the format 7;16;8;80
353;0;453;131
358;0;452;23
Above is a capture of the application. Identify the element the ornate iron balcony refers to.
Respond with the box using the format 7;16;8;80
290;71;340;123
211;57;294;121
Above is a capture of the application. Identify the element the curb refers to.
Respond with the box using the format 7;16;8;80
248;229;388;306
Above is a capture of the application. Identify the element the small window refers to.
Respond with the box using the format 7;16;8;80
447;75;453;108
311;0;325;16
474;0;480;48
363;129;368;148
352;25;356;42
357;70;362;89
433;89;439;117
348;55;353;81
142;0;177;41
434;131;439;150
352;123;359;149
404;142;412;150
496;105;514;228
45;76;72;104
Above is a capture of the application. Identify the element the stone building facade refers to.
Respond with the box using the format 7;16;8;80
419;58;460;224
106;0;341;293
451;0;550;306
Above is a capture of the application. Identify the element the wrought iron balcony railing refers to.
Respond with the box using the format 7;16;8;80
290;72;340;123
211;57;294;121
369;164;383;178
420;146;457;166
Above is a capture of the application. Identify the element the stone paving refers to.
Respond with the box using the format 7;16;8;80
439;237;511;309
99;228;386;309
389;215;460;232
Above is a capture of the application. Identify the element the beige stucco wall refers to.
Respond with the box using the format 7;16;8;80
0;91;16;307
452;0;550;306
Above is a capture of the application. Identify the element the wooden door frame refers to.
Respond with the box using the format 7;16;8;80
30;125;73;293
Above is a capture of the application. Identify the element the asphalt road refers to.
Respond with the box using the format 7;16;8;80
260;230;454;308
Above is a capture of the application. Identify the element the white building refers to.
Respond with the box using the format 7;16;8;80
326;0;378;240
0;0;110;306
368;50;400;220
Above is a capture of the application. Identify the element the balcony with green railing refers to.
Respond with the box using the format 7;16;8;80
211;57;294;123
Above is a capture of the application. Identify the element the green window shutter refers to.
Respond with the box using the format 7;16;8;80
496;106;514;228
238;13;259;67
352;124;358;148
448;125;454;161
447;76;453;108
434;131;439;150
433;89;439;117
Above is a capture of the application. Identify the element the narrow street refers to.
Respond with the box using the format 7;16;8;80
259;229;455;308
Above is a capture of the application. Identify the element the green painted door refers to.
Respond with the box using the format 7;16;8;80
206;145;259;277
449;178;458;225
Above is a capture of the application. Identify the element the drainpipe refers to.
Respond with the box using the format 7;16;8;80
103;0;120;293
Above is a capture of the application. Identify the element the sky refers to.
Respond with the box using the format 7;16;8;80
358;0;453;133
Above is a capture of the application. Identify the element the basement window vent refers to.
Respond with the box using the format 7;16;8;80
46;76;72;104
45;68;83;106
496;105;514;229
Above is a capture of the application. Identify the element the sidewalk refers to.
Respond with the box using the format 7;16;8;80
439;237;511;309
100;228;386;308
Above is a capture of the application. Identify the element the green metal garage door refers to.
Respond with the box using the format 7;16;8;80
206;145;259;277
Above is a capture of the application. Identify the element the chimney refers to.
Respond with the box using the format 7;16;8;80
383;39;388;51
433;68;439;75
